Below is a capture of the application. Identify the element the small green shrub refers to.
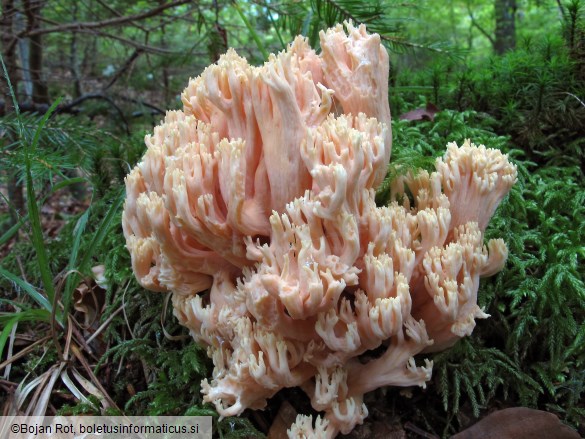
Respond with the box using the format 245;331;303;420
394;35;585;166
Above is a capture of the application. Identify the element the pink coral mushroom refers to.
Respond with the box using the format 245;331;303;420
122;22;517;438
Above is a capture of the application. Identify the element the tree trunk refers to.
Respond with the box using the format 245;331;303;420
1;0;26;226
69;1;83;98
494;0;516;55
1;0;19;110
15;9;32;100
26;0;49;104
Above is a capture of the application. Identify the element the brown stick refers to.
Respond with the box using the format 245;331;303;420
103;49;143;91
18;0;190;38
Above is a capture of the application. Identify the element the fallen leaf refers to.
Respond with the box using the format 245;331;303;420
399;103;439;121
452;407;580;439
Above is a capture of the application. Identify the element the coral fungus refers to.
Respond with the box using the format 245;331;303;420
123;22;517;437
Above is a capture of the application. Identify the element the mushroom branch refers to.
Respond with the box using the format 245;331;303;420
122;22;517;438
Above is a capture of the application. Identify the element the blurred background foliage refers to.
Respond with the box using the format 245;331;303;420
1;0;583;437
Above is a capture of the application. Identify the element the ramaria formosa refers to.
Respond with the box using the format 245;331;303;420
122;23;517;438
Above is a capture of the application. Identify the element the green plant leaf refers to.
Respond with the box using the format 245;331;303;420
0;266;52;312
